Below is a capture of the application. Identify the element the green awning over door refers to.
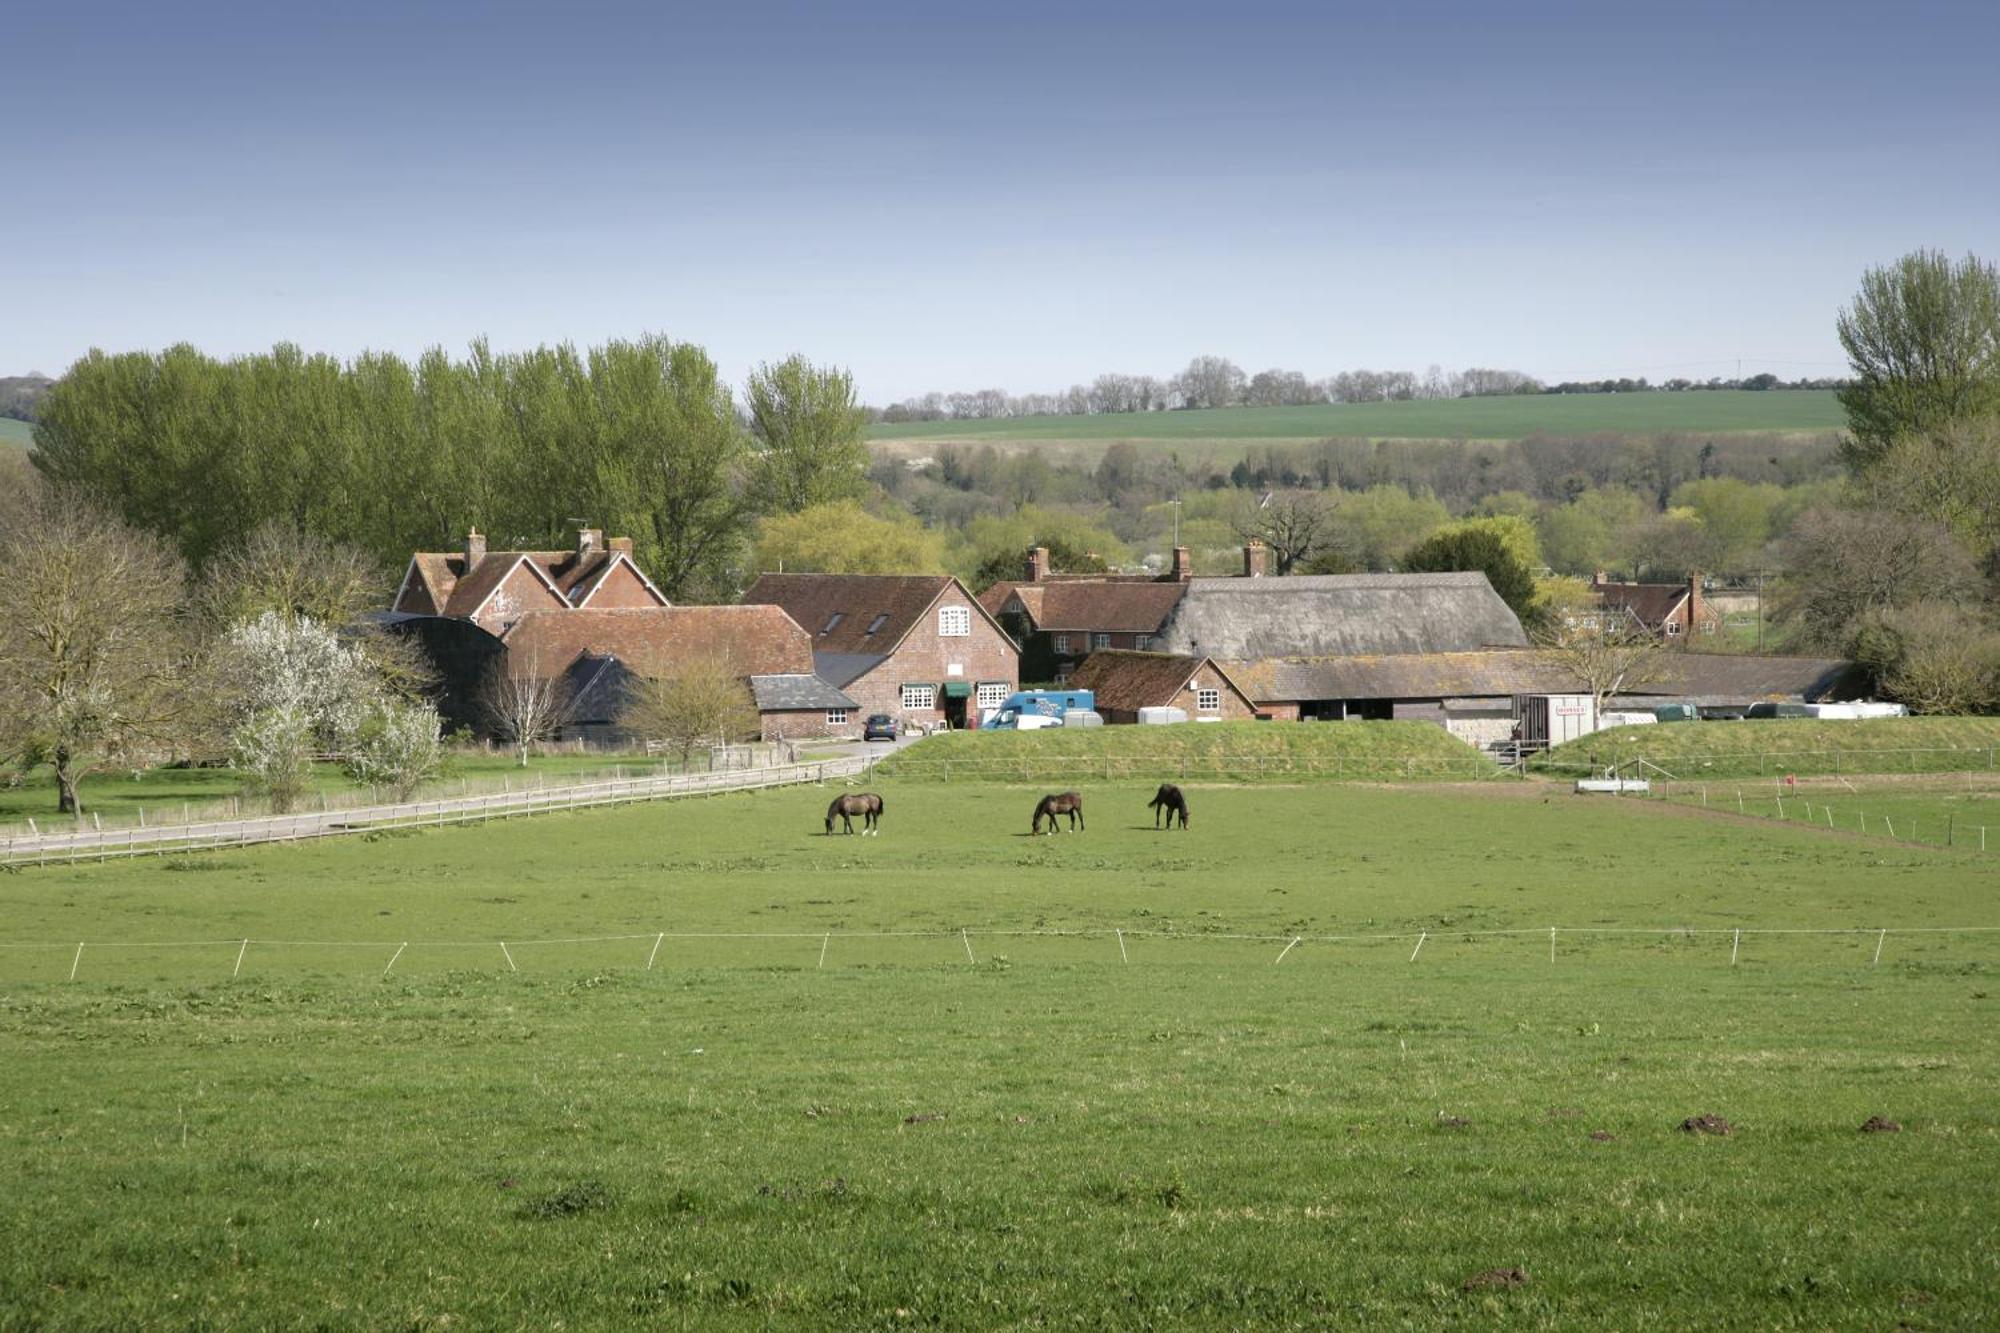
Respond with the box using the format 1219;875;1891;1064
941;680;972;698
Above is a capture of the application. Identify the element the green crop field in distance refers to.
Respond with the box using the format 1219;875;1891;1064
0;418;33;450
2;779;1995;1327
868;389;1846;448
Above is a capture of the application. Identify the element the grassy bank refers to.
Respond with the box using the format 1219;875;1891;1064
876;720;1495;782
1534;717;2000;779
1;782;1995;1326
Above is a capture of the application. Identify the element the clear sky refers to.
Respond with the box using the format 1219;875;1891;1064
6;0;1997;401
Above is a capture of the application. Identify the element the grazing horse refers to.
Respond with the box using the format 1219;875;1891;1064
825;792;884;836
1148;783;1189;829
1032;791;1085;835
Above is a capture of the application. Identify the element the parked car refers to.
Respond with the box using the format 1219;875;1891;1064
862;713;898;742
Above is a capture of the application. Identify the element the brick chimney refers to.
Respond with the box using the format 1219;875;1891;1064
465;527;487;564
1171;545;1192;581
1243;539;1269;578
1687;572;1703;633
608;536;634;557
1025;545;1050;583
577;528;603;557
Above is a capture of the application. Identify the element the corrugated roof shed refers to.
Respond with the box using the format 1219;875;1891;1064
1155;573;1529;660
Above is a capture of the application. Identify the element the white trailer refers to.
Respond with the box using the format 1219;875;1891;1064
1516;693;1598;748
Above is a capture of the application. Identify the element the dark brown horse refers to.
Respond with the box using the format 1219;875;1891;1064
1032;791;1085;834
1148;783;1189;829
826;792;884;835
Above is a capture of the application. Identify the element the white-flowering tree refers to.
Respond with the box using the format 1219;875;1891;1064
346;700;445;800
219;612;379;811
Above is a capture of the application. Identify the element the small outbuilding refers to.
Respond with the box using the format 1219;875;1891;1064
1067;650;1260;723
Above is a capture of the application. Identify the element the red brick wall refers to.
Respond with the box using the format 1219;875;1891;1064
1172;663;1259;720
584;560;666;609
473;564;568;635
848;590;1018;728
759;709;857;742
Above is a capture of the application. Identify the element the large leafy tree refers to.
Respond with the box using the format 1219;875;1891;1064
746;356;869;513
0;490;193;814
1400;524;1539;621
1836;249;2000;468
753;500;947;574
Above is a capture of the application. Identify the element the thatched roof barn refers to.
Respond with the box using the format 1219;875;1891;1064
1152;572;1528;660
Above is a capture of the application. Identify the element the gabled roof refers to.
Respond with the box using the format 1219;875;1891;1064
743;573;1015;658
1155;573;1529;660
981;579;1188;634
1068;650;1255;714
1593;579;1715;629
502;606;813;679
398;547;669;618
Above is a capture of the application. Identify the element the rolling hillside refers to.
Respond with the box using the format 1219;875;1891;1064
870;389;1844;449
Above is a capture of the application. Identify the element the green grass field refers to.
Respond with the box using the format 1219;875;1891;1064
0;750;699;834
2;776;1996;1327
878;719;1495;782
1535;717;2000;780
869;390;1845;448
1649;773;2000;852
0;418;32;450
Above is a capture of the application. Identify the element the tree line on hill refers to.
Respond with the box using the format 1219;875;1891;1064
0;374;52;422
872;356;1843;423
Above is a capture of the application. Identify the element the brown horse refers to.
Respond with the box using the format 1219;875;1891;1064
825;792;884;835
1148;783;1189;829
1032;791;1085;834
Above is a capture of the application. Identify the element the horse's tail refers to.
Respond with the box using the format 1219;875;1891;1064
875;796;885;816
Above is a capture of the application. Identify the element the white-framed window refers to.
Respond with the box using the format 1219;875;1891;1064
1053;633;1071;654
1092;632;1111;650
1196;687;1221;712
826;708;850;725
1135;634;1152;650
976;681;1009;709
1665;620;1682;637
901;683;936;711
938;605;971;637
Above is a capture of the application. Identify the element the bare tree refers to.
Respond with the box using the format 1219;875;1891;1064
1175;355;1247;410
0;492;192;813
481;653;575;766
1533;617;1666;719
1232;490;1335;575
1774;507;1981;653
618;657;759;766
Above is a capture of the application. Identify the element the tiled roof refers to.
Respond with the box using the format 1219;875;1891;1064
502;606;813;679
1221;649;1858;706
749;674;857;711
1593;581;1705;629
403;547;666;617
1068;650;1252;713
743;573;985;655
812;651;889;688
982;579;1188;634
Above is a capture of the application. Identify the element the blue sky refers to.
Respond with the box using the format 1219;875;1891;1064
6;0;1997;400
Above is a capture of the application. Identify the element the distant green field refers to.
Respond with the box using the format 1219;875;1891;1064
1535;717;2000;780
1648;774;2000;852
1;781;1995;1326
870;390;1845;448
0;418;32;450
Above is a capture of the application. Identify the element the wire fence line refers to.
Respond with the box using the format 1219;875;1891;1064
1635;782;1994;852
0;756;880;869
6;923;1997;982
1533;744;2000;781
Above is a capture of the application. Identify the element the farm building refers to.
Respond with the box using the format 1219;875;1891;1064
1066;650;1260;723
393;528;667;635
1222;649;1861;745
381;605;857;745
742;573;1018;734
1152;571;1530;660
1587;572;1721;639
978;544;1195;683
